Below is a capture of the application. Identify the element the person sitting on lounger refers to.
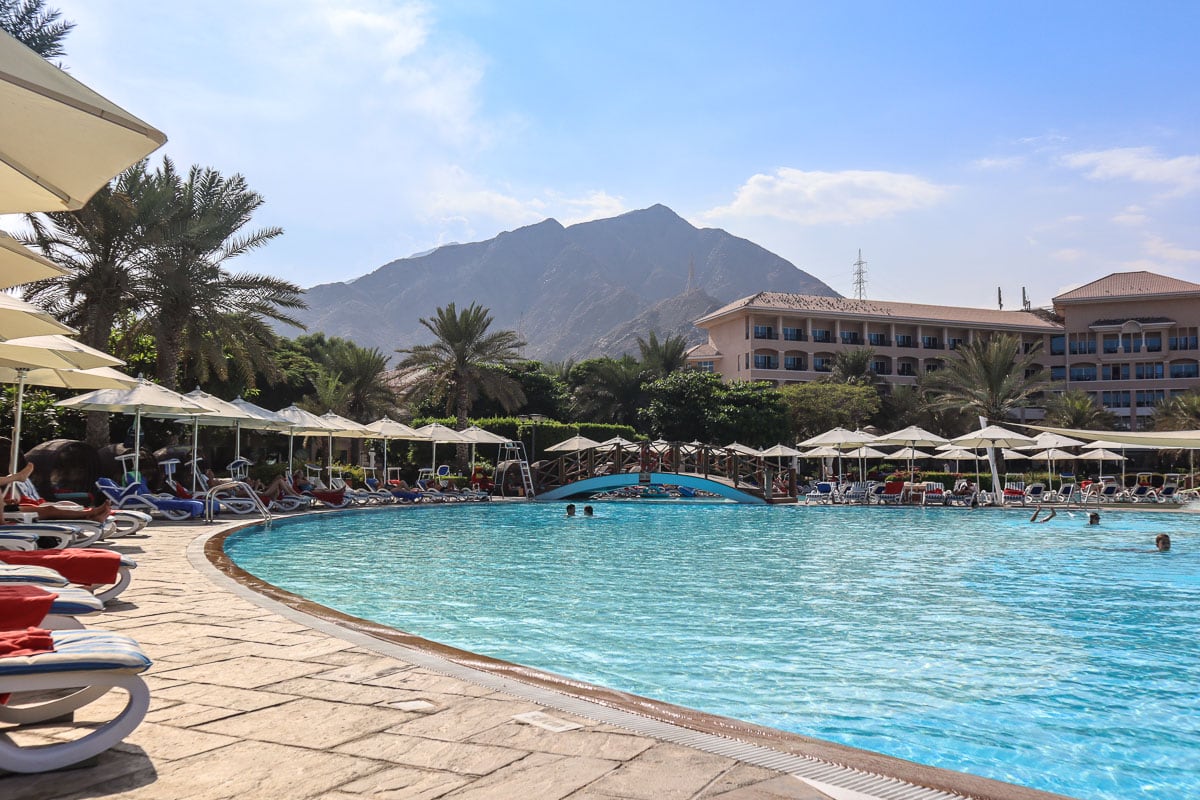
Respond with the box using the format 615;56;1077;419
258;475;306;501
3;464;113;522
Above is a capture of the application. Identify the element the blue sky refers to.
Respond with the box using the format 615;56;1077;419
32;0;1200;309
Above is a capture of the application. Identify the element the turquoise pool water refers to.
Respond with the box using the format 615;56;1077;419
225;504;1200;800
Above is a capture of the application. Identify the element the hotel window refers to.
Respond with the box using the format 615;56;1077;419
872;360;891;375
1069;337;1097;355
813;356;832;372
695;360;715;373
895;334;914;348
868;332;889;346
1070;365;1097;381
1102;336;1119;354
1102;364;1129;381
840;331;861;345
782;326;805;341
1135;363;1164;380
753;354;779;369
1121;333;1142;353
1170;362;1200;379
948;337;965;350
1049;335;1065;356
1169;330;1198;350
1145;334;1163;352
897;362;916;376
1102;391;1131;408
1136;390;1166;407
925;360;943;373
783;355;806;371
921;336;940;349
1050;366;1066;381
811;329;832;343
753;325;775;340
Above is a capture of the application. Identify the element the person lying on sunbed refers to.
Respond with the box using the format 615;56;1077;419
3;464;113;522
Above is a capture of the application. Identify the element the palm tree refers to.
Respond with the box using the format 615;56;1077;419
1044;389;1116;429
829;347;878;384
569;355;646;426
922;334;1048;424
395;302;526;433
0;0;73;57
321;341;396;422
636;331;689;378
1152;391;1200;430
134;159;304;390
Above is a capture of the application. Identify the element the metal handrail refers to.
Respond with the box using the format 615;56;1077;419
204;480;272;523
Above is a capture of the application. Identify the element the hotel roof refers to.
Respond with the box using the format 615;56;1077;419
1053;271;1200;303
696;293;1063;330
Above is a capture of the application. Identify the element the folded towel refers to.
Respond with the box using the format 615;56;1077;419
0;586;59;630
0;549;122;585
0;626;56;703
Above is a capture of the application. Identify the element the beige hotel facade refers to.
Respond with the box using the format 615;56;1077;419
685;271;1200;430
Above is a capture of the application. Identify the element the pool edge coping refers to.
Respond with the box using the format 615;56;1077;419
191;513;1080;800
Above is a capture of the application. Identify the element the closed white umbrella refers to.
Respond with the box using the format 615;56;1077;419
0;29;167;214
58;379;213;480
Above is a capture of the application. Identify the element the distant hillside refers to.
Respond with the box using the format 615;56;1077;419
286;204;838;362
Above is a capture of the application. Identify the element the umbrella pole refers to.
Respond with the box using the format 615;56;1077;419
287;432;294;481
133;408;142;485
383;437;389;486
191;417;199;493
235;420;242;462
9;368;27;475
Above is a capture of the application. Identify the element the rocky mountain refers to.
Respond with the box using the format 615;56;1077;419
286;204;838;362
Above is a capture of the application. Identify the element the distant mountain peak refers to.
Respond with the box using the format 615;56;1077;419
287;204;838;362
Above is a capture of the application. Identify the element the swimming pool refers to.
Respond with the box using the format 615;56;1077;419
224;503;1199;800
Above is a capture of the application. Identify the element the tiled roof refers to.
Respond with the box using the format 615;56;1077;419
685;342;721;358
1054;271;1200;302
697;293;1062;330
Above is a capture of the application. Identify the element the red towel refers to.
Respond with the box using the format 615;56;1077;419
0;626;56;703
0;585;59;630
0;548;122;585
310;489;344;504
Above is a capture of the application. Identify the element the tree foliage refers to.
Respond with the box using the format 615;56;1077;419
779;382;881;440
568;356;645;426
921;334;1047;424
636;331;689;378
0;0;72;57
1044;389;1116;430
1152;390;1200;430
640;371;788;446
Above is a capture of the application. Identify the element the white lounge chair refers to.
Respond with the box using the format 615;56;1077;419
0;629;152;773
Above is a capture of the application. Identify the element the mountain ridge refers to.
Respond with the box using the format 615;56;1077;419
286;205;839;362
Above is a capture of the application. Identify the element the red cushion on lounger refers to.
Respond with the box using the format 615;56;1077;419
309;489;344;504
0;549;122;586
0;585;59;630
0;626;56;703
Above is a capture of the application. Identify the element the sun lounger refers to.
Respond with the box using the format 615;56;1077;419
922;482;946;505
0;628;152;772
96;478;205;520
805;482;836;504
878;480;905;505
0;549;136;605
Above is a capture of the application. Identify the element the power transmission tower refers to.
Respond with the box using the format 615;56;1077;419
852;250;867;299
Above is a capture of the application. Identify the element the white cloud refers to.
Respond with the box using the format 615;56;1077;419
1144;234;1200;262
1051;248;1086;262
1112;205;1148;226
972;156;1025;170
555;191;628;226
702;167;950;226
1061;147;1200;195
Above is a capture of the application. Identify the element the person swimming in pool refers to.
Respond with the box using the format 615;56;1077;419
1088;512;1100;525
583;505;594;517
1030;506;1056;523
565;503;576;517
1156;533;1171;551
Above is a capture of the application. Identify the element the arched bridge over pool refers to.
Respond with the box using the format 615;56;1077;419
535;472;768;504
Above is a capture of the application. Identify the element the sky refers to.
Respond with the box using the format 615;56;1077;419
21;0;1200;309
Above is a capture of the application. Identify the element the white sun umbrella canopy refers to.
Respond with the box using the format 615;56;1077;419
364;417;425;482
412;422;469;471
1020;430;1087;451
58;379;213;481
950;424;1035;501
0;294;76;339
2;365;136;473
275;405;341;476
724;442;762;456
877;425;949;481
760;443;803;458
0;232;71;288
457;424;510;470
544;434;602;453
0;29;167;214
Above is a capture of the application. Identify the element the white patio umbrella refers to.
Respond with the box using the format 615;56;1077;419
412;422;469;471
0;29;166;214
935;445;982;474
889;446;935;461
1020;430;1087;450
1000;448;1030;460
58;379;213;481
724;442;762;456
597;436;639;449
877;425;950;481
950;424;1035;501
318;411;373;478
457;424;509;469
2;365;136;474
760;443;803;458
363;417;425;483
0;294;75;339
800;445;844;458
800;427;878;481
0;231;70;288
545;434;602;453
1028;448;1077;490
274;405;340;477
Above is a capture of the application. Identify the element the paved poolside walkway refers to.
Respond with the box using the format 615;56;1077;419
0;517;838;800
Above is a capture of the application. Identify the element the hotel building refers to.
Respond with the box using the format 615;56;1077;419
686;271;1200;429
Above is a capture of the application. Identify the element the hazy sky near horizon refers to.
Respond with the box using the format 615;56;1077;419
29;0;1200;309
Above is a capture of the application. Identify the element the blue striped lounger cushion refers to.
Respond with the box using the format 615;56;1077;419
0;630;151;675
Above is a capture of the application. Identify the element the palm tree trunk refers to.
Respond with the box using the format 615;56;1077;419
85;411;110;449
455;388;470;469
155;326;183;391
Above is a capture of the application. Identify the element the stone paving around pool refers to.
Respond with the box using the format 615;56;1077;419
0;517;836;800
